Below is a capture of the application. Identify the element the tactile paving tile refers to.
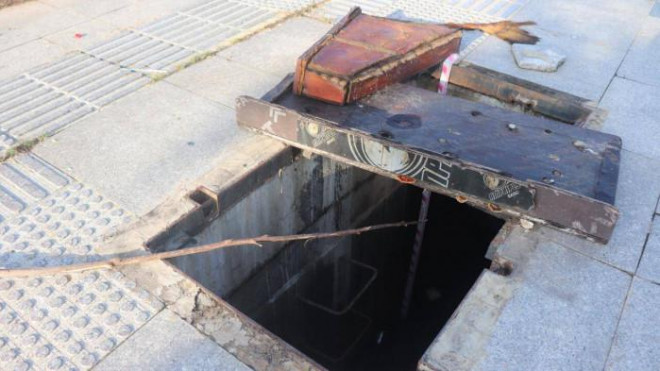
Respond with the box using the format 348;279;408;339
86;31;197;75
0;154;71;223
0;75;96;141
0;269;163;370
27;54;151;108
0;182;134;269
443;0;528;19
0;177;163;370
239;0;322;12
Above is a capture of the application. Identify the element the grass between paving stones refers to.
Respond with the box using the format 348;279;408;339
0;135;47;162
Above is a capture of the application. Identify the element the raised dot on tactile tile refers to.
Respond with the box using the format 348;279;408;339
79;294;94;305
87;211;100;219
104;314;120;325
52;206;65;214
44;199;56;207
0;348;18;361
83;272;98;284
29;231;45;240
67;341;83;354
0;226;7;235
100;338;115;352
11;217;26;226
81;189;92;196
49;296;65;307
73;220;84;229
0;338;5;347
118;324;133;336
67;197;79;205
120;301;135;312
14;242;29;251
40;240;55;249
29;207;42;216
45;320;59;331
10;322;27;334
36;215;50;223
111;209;124;217
76;204;90;212
47;222;60;231
73;317;89;328
31;308;47;321
39;287;54;297
62;213;75;221
36;345;51;357
55;275;70;286
85;328;102;340
62;306;76;317
80;352;97;367
19;299;35;310
136;311;150;322
92;303;106;315
23;334;39;345
1;312;15;324
8;289;24;300
0;280;13;290
67;284;82;295
3;234;18;243
109;291;123;302
53;247;65;257
56;230;70;239
95;218;110;227
48;356;64;370
81;227;95;236
96;282;110;292
15;360;30;371
90;195;102;203
55;330;70;342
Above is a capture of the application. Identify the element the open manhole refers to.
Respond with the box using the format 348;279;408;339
148;153;504;370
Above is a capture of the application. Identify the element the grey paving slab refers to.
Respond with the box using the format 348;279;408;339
217;16;331;78
539;149;660;273
40;0;133;18
618;18;660;87
0;1;87;53
0;39;71;82
601;78;660;161
465;0;650;101
43;19;124;52
35;82;252;216
605;277;660;371
476;241;631;371
95;308;250;371
637;219;660;284
166;55;282;108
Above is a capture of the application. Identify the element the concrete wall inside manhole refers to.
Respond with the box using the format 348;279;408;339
149;153;504;370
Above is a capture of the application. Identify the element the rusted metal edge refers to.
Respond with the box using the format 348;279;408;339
294;7;362;96
445;62;603;126
236;95;619;243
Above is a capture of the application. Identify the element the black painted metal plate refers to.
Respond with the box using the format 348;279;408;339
236;83;621;243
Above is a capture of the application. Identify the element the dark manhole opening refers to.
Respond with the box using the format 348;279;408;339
227;184;504;371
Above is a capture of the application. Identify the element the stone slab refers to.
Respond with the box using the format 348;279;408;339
476;241;631;371
601;77;660;161
40;0;132;18
95;309;249;371
465;0;651;101
217;16;330;78
43;19;124;52
636;219;660;283
617;18;660;87
538;149;660;273
0;1;87;53
166;56;282;108
605;277;660;371
34;82;251;216
0;39;71;81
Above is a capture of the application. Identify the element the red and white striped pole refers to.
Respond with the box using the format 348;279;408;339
400;53;459;320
